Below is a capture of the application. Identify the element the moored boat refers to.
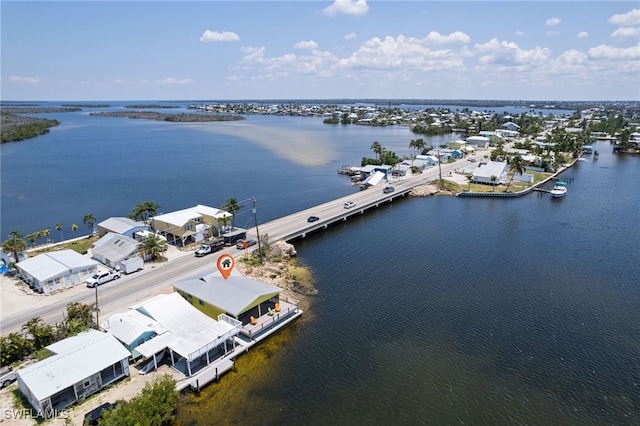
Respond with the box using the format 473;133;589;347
550;181;567;198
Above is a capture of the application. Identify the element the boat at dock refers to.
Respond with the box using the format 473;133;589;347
550;181;567;198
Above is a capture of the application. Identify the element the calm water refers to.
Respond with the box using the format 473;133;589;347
1;104;639;425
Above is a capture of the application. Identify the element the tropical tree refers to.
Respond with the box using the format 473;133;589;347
409;138;426;166
505;155;526;192
490;175;497;192
100;374;179;426
370;141;383;163
83;213;97;233
222;198;244;230
61;302;95;336
0;332;33;366
466;174;473;192
128;201;161;223
55;223;64;242
25;233;38;247
36;229;50;245
70;224;79;234
139;234;168;262
21;317;55;351
1;230;27;263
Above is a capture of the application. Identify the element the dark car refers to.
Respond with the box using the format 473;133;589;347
307;216;319;222
383;186;395;194
84;402;117;426
236;239;257;249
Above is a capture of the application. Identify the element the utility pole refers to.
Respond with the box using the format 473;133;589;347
252;197;264;265
437;147;443;181
94;286;100;330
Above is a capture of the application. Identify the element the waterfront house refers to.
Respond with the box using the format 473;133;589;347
415;155;439;166
17;329;130;414
97;217;148;239
128;292;242;377
466;135;490;149
16;250;99;293
471;161;509;185
91;232;140;270
151;204;232;246
173;270;283;325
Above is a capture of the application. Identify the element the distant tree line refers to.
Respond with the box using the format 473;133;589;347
1;112;60;143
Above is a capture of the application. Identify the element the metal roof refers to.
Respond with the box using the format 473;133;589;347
101;310;167;346
92;232;139;261
17;330;130;402
16;250;99;281
152;204;231;227
97;217;145;235
132;293;238;361
173;270;281;317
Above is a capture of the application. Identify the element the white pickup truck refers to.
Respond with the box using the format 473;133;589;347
86;270;120;288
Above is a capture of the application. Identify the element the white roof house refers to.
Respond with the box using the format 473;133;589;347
102;309;167;357
472;161;509;185
151;204;232;246
97;217;148;239
16;250;99;293
466;135;490;148
17;329;130;413
91;232;139;268
129;292;242;376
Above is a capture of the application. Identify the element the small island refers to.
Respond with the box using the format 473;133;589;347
89;111;245;122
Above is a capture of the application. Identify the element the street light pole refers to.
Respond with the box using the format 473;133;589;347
252;197;264;265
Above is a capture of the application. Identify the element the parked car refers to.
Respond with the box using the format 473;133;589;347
307;216;319;222
84;402;117;426
344;201;356;209
86;270;120;288
236;239;257;250
383;186;395;194
0;366;17;388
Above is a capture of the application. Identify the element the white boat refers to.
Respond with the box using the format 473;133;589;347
550;181;567;198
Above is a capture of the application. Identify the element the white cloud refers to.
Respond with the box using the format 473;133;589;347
323;0;369;17
344;32;357;40
588;43;640;60
515;30;524;37
294;40;319;50
199;30;240;42
424;31;470;45
611;27;640;38
577;31;588;39
9;75;42;84
608;9;640;27
474;39;551;66
160;77;193;84
545;18;561;27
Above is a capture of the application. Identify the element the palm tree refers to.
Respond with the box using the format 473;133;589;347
222;198;244;230
466;174;473;192
139;234;168;262
505;155;526;192
25;233;37;247
409;138;426;166
1;230;27;264
70;224;79;234
129;201;161;223
490;175;497;192
22;317;55;350
370;141;383;163
83;213;96;233
36;229;50;245
55;223;64;242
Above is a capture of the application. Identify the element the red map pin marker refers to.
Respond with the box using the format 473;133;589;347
216;254;235;280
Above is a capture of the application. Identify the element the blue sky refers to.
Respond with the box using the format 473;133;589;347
2;1;639;101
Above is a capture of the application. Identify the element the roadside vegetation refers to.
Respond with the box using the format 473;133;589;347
0;304;96;367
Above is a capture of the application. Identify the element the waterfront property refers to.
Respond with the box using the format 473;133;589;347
173;269;295;329
15;250;99;293
97;217;149;239
150;204;232;246
127;292;242;377
101;309;167;360
471;161;509;185
16;329;130;414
